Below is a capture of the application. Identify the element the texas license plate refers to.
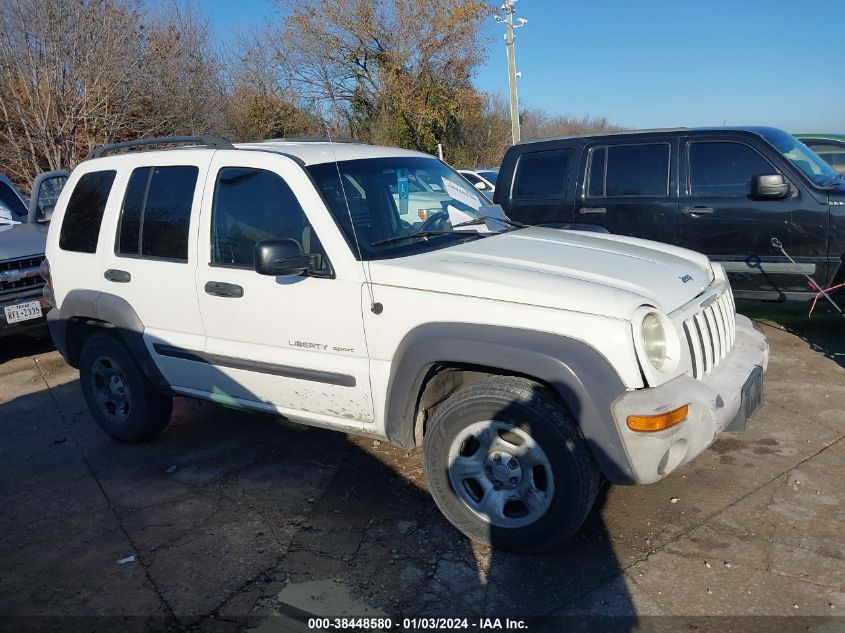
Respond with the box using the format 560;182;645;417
4;300;42;324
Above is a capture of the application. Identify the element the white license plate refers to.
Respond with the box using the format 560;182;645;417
4;300;42;324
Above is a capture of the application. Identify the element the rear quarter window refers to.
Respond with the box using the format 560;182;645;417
511;150;573;200
59;170;117;253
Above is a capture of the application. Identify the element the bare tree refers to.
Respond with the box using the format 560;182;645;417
0;0;147;186
0;0;225;189
269;0;492;151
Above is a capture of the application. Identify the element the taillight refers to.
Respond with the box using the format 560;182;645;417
39;258;51;289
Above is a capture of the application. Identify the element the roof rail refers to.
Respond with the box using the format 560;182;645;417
266;136;360;144
86;136;235;160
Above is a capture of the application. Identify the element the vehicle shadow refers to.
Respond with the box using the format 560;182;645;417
0;368;636;633
738;299;845;370
0;328;54;365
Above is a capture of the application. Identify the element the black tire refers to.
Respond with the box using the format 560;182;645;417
423;376;600;553
79;332;172;442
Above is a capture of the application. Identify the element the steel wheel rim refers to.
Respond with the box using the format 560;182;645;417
447;420;555;528
90;355;131;423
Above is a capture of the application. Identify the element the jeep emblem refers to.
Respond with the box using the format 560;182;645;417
679;274;694;283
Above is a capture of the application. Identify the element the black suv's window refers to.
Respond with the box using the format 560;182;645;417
689;142;773;197
588;144;670;197
0;182;27;218
59;171;117;253
211;167;329;272
512;150;572;200
116;166;198;261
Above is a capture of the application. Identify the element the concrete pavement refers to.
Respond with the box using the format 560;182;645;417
0;310;843;632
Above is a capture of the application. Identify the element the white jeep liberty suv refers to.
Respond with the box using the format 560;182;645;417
43;136;769;552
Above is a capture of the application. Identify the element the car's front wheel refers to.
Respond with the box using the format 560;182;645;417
423;376;600;552
79;332;172;442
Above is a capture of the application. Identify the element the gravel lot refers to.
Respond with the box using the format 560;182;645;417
1;306;843;632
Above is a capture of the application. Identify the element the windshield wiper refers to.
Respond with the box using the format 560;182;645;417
369;231;461;248
451;216;525;230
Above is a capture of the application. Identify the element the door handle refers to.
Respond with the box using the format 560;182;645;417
104;269;131;283
682;206;715;216
578;207;607;215
204;281;244;298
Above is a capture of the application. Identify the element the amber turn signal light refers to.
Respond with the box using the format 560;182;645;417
627;404;689;432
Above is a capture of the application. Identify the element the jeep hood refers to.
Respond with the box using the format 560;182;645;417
0;222;48;260
368;227;714;319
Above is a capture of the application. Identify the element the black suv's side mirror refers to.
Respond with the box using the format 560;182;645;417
254;239;321;277
750;174;791;200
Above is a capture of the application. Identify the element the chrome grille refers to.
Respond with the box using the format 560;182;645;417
0;255;45;297
682;287;736;379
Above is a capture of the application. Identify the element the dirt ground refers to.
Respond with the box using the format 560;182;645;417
1;305;843;632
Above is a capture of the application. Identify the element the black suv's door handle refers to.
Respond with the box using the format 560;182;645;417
682;206;715;216
204;281;243;298
579;207;607;215
104;269;131;283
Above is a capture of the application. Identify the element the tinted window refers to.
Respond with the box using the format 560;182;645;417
116;166;197;260
689;142;773;197
141;167;197;260
212;167;328;271
117;167;150;255
604;144;670;197
587;147;606;197
59;171;116;253
0;182;27;218
512;150;572;200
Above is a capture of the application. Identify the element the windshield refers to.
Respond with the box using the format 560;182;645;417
0;181;27;220
758;129;840;185
308;156;509;260
478;170;499;182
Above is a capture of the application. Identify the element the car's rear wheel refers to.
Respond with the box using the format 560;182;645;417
79;332;172;442
423;375;600;552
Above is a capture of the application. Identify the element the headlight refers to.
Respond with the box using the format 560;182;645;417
641;312;668;370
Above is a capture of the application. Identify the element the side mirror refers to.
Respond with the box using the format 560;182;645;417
28;170;69;223
473;181;488;191
254;238;320;277
750;174;791;200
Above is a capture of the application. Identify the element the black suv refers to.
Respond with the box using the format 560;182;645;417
495;127;845;301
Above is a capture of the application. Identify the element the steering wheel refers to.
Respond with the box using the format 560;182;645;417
419;210;449;233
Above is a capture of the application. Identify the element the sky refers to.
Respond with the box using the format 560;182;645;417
196;0;843;132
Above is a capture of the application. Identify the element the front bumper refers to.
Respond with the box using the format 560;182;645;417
611;314;769;484
0;291;50;338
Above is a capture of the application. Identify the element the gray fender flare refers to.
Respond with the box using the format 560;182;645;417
384;323;635;484
51;289;169;388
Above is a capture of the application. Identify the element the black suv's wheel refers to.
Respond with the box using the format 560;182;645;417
423;376;600;553
79;332;172;442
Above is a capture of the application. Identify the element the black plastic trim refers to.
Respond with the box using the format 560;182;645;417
384;323;634;484
153;344;356;387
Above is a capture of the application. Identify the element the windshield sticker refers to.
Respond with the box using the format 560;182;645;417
397;168;410;216
442;178;482;210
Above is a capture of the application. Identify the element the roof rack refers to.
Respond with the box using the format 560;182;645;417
87;136;235;160
265;136;360;144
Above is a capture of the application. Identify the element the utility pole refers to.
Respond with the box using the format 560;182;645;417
496;1;527;145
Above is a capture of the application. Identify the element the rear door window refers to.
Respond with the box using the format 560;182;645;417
593;144;670;197
512;150;572;200
116;166;198;261
59;171;117;253
688;142;774;197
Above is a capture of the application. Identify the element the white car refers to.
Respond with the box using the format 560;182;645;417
458;167;499;194
43;136;768;552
